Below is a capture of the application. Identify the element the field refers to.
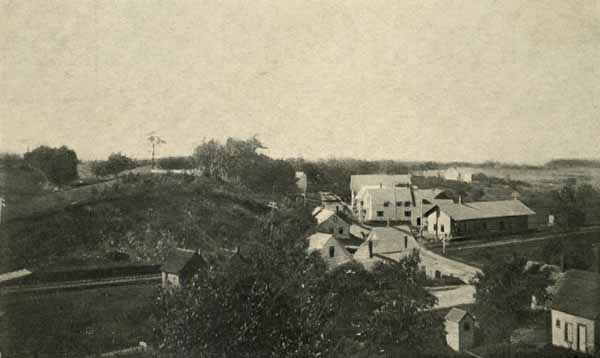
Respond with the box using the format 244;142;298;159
465;166;600;190
0;283;158;357
441;231;600;268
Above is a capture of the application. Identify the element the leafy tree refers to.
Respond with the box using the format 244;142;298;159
192;137;297;194
91;152;135;177
473;253;552;342
24;145;78;186
552;183;596;229
363;254;446;356
193;138;228;180
541;237;594;271
152;204;330;358
153;228;446;358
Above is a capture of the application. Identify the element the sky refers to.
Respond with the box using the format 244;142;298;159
1;0;599;164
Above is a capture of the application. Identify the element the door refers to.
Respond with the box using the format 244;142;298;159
577;324;587;352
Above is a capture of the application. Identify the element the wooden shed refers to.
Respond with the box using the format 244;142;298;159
445;308;475;351
161;248;205;289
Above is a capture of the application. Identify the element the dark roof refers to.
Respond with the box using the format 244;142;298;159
162;248;201;274
445;308;472;323
425;200;535;221
551;269;600;320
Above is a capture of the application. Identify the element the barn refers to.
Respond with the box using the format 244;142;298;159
424;199;535;240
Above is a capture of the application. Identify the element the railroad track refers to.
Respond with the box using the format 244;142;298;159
0;273;161;296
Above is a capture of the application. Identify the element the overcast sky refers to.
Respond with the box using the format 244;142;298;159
1;1;599;163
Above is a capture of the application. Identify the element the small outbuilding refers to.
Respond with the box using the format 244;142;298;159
445;308;475;352
314;208;351;239
550;269;600;354
161;248;205;288
306;233;352;269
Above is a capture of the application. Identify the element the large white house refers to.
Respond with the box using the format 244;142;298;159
550;270;600;355
350;174;411;209
354;185;452;226
306;233;352;269
353;226;418;270
355;186;413;223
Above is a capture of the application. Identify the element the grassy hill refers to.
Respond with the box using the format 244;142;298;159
0;174;271;272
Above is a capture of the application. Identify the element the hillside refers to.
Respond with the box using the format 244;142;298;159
0;174;272;272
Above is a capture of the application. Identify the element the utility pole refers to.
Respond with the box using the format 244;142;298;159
0;197;5;225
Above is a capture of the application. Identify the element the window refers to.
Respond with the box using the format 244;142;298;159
416;218;421;226
404;236;408;249
441;224;445;233
329;246;335;258
377;211;384;217
383;201;390;207
434;224;437;231
368;241;374;258
463;322;470;331
556;319;561;328
565;322;574;343
338;227;344;235
360;200;364;206
404;201;411;207
404;211;411;217
396;201;403;207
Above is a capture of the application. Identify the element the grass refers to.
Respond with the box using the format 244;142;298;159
0;283;158;358
0;174;268;272
442;231;600;268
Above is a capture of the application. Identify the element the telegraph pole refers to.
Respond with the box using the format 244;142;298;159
0;197;5;225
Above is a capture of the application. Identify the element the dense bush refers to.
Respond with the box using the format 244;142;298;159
157;156;194;170
24;145;79;186
91;152;136;177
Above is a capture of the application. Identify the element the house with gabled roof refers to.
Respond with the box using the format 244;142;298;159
424;199;535;240
550;269;600;354
354;184;452;227
350;174;411;209
313;208;350;239
161;248;206;288
306;233;352;269
353;226;418;270
355;186;414;223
